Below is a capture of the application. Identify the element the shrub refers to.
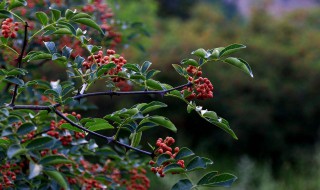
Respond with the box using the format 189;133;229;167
0;1;252;189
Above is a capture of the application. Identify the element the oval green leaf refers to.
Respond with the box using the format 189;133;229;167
223;57;253;78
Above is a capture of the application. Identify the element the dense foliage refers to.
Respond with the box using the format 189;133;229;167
130;3;320;171
0;1;253;190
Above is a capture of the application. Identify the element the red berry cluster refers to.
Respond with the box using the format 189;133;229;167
82;0;113;21
116;80;132;91
82;50;127;82
82;178;104;190
46;112;85;146
40;149;58;157
126;168;150;190
1;18;19;38
186;65;202;77
76;159;105;189
182;76;214;100
13;121;36;143
82;0;122;48
149;137;185;177
0;162;21;189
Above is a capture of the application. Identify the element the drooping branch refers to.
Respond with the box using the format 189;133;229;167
7;103;153;157
9;22;29;106
74;82;192;100
6;81;191;157
54;109;153;156
7;103;154;156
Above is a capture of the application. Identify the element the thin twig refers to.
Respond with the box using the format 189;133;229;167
54;109;153;156
9;22;29;106
74;82;192;100
8;103;154;156
6;82;191;157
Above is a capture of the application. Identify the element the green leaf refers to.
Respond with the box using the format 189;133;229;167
44;41;57;54
61;85;74;97
197;171;218;185
96;63;116;77
7;68;28;76
203;115;238;140
45;170;68;190
62;46;73;59
148;116;177;132
163;163;185;174
3;76;24;85
85;118;114;131
87;45;101;53
223;57;253;78
130;132;142;147
136;122;158;132
146;79;163;90
28;52;52;61
207;48;220;59
202;111;218;120
72;18;104;35
197;172;237;187
26;136;55;150
53;28;72;35
137;101;167;114
187;104;193;113
141;61;152;73
17;122;36;136
29;162;43;179
57;21;77;35
44;89;60;98
146;69;160;79
172;64;186;77
7;144;26;158
96;147;121;161
65;9;75;20
35;11;49;26
123;64;140;72
74;55;85;68
181;59;198;66
171;179;193;190
186;156;213;172
175;147;194;160
70;12;92;20
39;155;74;165
156;154;171;166
191;48;208;59
130;74;145;80
0;139;10;147
8;0;27;10
60;123;83;133
0;10;12;19
51;9;61;22
219;44;246;57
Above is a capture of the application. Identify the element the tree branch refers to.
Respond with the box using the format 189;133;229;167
6;82;191;157
74;82;192;100
54;109;153;156
8;103;154;156
9;22;29;106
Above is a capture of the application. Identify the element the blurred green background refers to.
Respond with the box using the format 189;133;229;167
100;0;320;189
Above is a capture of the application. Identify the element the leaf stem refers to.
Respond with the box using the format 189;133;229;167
10;12;25;23
0;44;19;55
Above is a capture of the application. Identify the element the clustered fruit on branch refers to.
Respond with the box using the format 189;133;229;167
182;65;214;100
149;137;185;177
46;112;86;146
1;18;19;38
82;49;127;82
